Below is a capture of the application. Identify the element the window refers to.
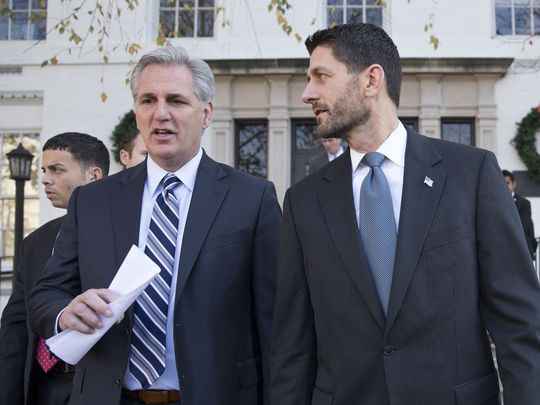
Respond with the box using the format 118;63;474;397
291;120;319;184
495;0;540;36
0;132;41;270
441;118;475;146
159;0;214;38
0;0;47;40
327;0;383;28
400;117;419;132
235;121;268;179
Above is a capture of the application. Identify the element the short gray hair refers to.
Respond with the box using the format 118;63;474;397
129;46;215;106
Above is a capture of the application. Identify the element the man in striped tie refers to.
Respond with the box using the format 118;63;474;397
30;47;281;405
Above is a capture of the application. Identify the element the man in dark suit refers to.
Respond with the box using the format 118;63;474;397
0;132;109;405
30;46;281;405
271;23;540;405
502;170;537;259
307;137;344;175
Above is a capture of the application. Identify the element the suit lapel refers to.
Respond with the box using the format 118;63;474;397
385;131;446;332
175;153;229;301
111;163;146;274
318;153;386;328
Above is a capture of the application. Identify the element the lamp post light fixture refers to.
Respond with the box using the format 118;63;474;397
6;143;34;273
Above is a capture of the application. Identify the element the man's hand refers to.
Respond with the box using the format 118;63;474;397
58;289;120;334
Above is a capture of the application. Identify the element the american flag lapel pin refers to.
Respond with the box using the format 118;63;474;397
424;176;434;187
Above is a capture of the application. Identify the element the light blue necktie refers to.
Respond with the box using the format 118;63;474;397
130;173;181;388
359;152;397;316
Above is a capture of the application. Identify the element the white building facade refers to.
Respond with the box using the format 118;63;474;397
0;0;539;267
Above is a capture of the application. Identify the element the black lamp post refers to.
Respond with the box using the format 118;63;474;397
6;143;34;272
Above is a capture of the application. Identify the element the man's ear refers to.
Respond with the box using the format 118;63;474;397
363;64;385;98
88;166;103;181
202;101;213;129
119;149;130;168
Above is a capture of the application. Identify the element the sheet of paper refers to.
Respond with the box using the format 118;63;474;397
46;245;160;365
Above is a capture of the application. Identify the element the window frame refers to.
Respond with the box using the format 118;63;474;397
234;119;269;179
440;117;476;146
159;0;215;39
0;0;47;41
494;0;540;36
326;0;384;28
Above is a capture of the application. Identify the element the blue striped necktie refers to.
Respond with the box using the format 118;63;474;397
359;152;397;316
130;173;181;388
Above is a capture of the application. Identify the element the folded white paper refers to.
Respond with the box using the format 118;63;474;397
46;245;160;365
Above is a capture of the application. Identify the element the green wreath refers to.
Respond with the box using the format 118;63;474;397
513;105;540;183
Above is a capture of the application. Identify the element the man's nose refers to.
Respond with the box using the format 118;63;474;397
301;81;318;104
154;100;171;120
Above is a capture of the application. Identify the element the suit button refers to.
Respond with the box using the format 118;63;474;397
124;329;130;339
113;378;121;388
383;345;394;356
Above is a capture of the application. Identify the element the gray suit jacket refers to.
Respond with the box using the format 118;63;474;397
271;129;540;405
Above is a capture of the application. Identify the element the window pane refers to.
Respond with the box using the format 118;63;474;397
296;124;320;150
349;0;363;5
11;12;28;40
327;7;343;27
199;0;215;7
3;230;15;258
327;0;343;5
178;10;194;37
31;0;47;9
12;0;30;10
198;9;214;37
24;198;39;230
346;8;363;24
237;123;268;179
441;122;473;145
0;15;8;40
514;0;530;5
30;11;46;39
160;0;176;6
179;0;195;7
2;199;15;230
534;8;540;34
366;7;382;26
495;7;512;34
495;0;511;5
515;7;531;34
160;10;176;36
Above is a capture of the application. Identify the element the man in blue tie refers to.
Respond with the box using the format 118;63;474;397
271;23;540;405
30;46;281;405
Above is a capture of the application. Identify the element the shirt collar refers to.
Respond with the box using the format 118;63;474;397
350;121;407;173
146;148;203;197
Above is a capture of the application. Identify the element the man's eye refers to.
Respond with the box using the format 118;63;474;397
140;98;153;104
319;73;327;80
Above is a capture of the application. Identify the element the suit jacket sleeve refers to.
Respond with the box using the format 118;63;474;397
477;152;540;404
251;181;282;404
29;188;83;339
0;240;28;405
271;189;317;404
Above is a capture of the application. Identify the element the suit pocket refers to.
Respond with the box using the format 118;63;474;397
311;386;334;405
204;229;248;252
423;224;469;252
453;371;499;405
236;355;261;388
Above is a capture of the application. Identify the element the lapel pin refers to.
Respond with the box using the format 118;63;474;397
424;176;434;187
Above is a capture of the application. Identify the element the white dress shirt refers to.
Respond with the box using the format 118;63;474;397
351;122;407;231
123;149;203;390
327;146;344;162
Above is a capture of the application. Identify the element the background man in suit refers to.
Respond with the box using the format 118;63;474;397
307;137;344;175
30;46;281;405
0;132;109;405
271;23;540;405
502;169;537;260
119;130;147;169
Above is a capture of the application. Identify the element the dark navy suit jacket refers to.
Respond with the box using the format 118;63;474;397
30;153;281;405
